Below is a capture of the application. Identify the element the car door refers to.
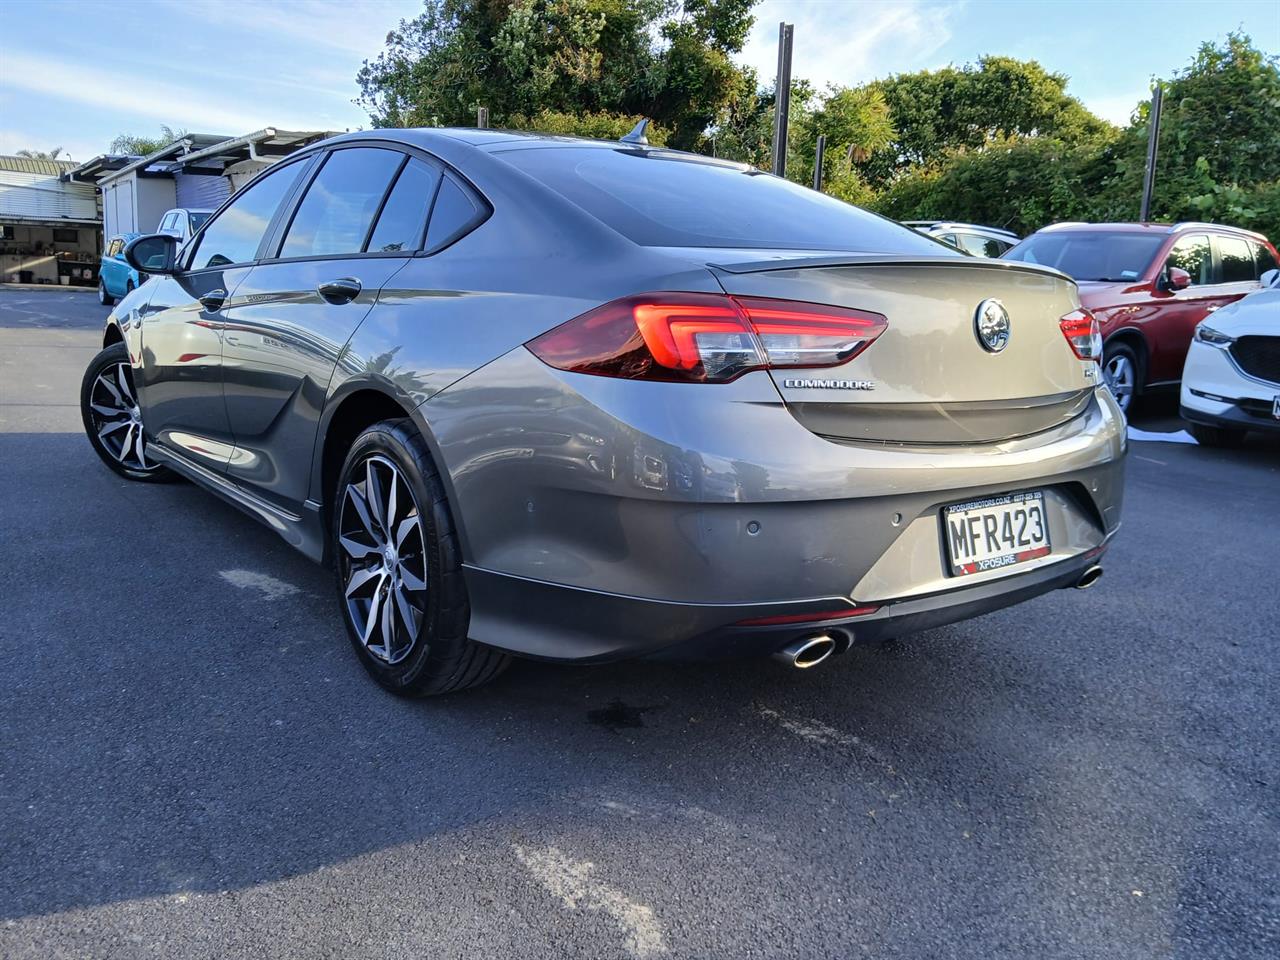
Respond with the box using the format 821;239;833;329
101;238;125;296
219;146;442;511
135;158;313;471
1145;233;1229;383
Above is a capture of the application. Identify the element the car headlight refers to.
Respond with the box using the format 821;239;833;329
1195;324;1234;347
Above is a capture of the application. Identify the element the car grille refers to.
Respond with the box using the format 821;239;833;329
1229;336;1280;385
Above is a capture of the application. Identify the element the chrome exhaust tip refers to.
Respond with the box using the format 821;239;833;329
1075;565;1104;590
773;634;837;670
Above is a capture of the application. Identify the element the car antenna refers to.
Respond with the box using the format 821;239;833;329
620;118;650;146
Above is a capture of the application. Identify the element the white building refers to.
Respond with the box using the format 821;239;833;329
65;128;334;249
0;155;102;286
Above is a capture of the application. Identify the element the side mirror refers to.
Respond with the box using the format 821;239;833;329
1262;268;1279;289
1161;266;1191;291
124;233;179;276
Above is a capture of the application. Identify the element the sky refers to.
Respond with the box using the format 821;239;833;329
1;0;1277;162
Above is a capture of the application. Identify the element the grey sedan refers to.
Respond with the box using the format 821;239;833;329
79;128;1124;695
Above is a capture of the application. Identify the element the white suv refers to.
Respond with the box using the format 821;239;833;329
1180;268;1280;445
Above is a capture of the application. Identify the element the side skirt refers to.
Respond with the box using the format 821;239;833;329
147;443;327;564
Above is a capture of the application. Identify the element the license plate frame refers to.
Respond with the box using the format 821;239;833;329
944;490;1051;577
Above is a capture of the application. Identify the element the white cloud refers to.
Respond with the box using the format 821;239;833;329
739;0;965;91
1083;90;1148;127
0;50;355;139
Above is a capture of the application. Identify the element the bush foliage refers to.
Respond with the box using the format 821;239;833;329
356;5;1278;242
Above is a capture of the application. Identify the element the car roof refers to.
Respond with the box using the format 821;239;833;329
1036;221;1268;241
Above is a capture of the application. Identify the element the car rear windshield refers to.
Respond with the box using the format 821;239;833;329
1003;231;1167;281
494;146;948;253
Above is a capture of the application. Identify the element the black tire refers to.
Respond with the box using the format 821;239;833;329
1102;340;1142;416
333;418;509;696
80;342;176;483
1189;422;1246;448
98;280;115;307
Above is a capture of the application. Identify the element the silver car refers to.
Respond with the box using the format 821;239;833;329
906;221;1021;258
80;129;1124;695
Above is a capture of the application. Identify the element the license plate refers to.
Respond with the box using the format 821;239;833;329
944;491;1051;576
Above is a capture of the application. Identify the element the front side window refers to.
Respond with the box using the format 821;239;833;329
279;148;404;259
1218;235;1257;283
1003;231;1166;281
366;158;441;253
188;160;307;270
1166;234;1212;285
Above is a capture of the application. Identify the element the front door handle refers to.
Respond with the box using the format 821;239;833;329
1205;304;1220;312
199;288;227;312
318;277;362;304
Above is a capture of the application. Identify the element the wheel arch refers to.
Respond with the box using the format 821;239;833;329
102;321;125;349
1104;327;1149;386
312;382;466;565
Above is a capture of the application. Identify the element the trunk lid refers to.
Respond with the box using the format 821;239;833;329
709;255;1097;444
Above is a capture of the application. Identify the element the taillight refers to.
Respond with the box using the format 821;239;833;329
1059;308;1102;362
526;292;887;383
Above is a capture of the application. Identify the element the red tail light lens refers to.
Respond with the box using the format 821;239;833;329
1059;308;1102;362
527;293;887;383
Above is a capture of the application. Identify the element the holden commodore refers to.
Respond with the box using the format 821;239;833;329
79;128;1124;695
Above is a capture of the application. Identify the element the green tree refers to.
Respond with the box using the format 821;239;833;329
15;147;65;161
109;125;188;156
862;56;1110;186
356;0;755;149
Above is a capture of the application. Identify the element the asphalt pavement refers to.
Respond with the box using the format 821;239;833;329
1;287;1277;959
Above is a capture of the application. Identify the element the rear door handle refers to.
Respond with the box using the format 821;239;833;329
318;277;362;304
199;288;227;312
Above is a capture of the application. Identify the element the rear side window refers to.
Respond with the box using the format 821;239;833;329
496;146;946;253
425;175;484;252
367;158;441;253
1252;241;1278;278
1167;234;1213;285
190;160;306;270
280;148;405;259
1218;235;1256;283
956;233;1004;258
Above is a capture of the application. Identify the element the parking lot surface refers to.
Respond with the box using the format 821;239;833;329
2;287;1278;959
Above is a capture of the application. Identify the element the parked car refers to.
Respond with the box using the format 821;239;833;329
1003;221;1280;413
1180;267;1280;445
97;232;144;305
156;207;213;244
905;221;1020;258
79;129;1124;696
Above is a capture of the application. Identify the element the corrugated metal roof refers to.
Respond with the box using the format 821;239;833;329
0;155;79;176
0;168;99;221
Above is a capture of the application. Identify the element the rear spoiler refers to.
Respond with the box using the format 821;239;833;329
709;253;1070;283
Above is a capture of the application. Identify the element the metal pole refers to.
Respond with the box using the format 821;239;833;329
1139;85;1162;221
812;134;826;191
771;22;794;177
477;106;489;129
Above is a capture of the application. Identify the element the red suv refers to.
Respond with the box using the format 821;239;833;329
1003;222;1280;413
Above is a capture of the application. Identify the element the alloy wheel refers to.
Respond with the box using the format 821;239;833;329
87;361;151;470
1103;354;1134;413
338;455;428;665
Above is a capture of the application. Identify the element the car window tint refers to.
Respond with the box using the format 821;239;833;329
956;233;1003;258
190;161;306;270
425;175;481;251
1255;241;1279;276
1004;231;1166;281
1166;234;1212;285
190;212;211;231
280;148;404;259
938;233;959;247
1219;236;1257;283
497;146;946;253
367;158;441;253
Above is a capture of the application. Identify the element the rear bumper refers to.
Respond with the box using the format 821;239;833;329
464;541;1112;662
427;350;1126;663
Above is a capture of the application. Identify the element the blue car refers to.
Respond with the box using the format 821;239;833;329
98;233;145;305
